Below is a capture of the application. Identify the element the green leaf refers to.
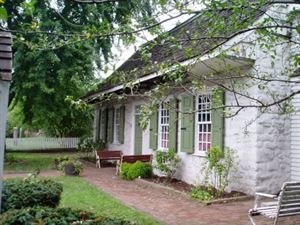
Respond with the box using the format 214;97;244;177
0;7;7;21
296;25;300;34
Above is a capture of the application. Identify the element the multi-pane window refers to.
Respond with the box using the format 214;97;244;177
114;107;121;143
159;103;170;149
196;95;212;151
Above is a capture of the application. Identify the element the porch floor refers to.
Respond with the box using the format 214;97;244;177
79;164;300;225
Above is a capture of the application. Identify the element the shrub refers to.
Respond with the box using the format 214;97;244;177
54;155;70;169
190;187;213;201
202;146;236;197
120;163;131;180
1;178;63;212
120;161;152;180
155;149;180;180
58;158;83;176
0;207;134;225
77;137;106;157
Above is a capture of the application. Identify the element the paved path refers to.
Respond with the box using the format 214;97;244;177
4;164;300;225
3;170;60;179
79;164;300;225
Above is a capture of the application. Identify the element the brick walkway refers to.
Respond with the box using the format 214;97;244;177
4;164;300;225
79;164;300;225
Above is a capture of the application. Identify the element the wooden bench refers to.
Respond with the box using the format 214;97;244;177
95;150;122;168
248;181;300;225
116;154;153;175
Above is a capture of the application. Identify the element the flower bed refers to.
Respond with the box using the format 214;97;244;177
140;176;249;205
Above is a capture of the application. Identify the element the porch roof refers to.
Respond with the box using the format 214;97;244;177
85;55;255;104
83;6;265;103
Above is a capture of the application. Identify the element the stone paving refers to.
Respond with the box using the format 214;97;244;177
4;163;300;225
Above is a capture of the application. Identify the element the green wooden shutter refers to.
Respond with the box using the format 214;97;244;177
97;110;101;141
107;108;114;143
149;107;158;150
118;106;125;144
212;88;225;149
168;98;178;151
102;109;108;141
181;95;195;153
95;109;100;141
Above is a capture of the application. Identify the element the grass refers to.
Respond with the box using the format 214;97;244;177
4;152;71;172
55;176;161;225
4;153;161;224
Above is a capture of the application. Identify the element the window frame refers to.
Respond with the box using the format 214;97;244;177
194;92;212;156
158;102;170;150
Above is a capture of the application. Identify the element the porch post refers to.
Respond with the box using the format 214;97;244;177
0;32;12;210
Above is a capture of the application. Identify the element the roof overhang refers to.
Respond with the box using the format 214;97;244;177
190;56;254;75
84;55;255;104
0;32;12;81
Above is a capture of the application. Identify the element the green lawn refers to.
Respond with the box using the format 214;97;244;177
56;176;161;225
4;153;161;224
4;152;70;172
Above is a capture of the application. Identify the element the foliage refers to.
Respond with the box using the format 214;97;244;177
0;207;134;225
57;176;161;224
2;0;164;137
120;161;152;180
54;155;70;169
1;178;63;212
155;149;180;180
190;187;213;201
202;146;236;197
58;158;83;175
0;0;7;22
77;137;106;157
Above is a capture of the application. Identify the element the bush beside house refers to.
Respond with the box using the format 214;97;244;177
120;161;152;180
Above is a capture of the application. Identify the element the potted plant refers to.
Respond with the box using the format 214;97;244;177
58;159;83;176
54;156;70;169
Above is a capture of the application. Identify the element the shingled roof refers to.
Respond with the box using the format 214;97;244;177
84;6;266;100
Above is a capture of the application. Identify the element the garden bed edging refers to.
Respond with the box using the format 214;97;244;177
136;178;252;205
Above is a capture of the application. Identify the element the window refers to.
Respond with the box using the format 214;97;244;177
114;107;121;143
196;94;212;152
158;103;169;149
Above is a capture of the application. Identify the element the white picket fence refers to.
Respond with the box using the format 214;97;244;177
5;137;80;151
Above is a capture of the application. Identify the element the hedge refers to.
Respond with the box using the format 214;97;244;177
1;178;63;212
120;161;152;180
0;207;134;225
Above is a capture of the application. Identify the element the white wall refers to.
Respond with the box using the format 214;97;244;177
101;87;259;194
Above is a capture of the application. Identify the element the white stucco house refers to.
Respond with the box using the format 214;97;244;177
83;3;300;195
